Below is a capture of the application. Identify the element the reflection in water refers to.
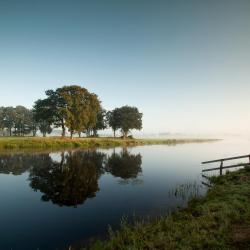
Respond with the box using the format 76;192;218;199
0;149;142;207
0;154;38;175
29;151;105;207
105;149;142;180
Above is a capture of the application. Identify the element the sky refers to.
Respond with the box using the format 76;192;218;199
0;0;250;135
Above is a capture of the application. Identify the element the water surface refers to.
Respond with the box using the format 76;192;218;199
0;138;249;249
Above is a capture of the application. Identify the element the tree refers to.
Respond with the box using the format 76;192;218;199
56;85;101;139
85;93;101;137
3;107;15;136
13;106;33;136
45;89;67;137
93;109;107;136
30;110;38;137
0;107;5;135
0;106;34;137
33;99;54;137
118;106;142;138
107;108;121;138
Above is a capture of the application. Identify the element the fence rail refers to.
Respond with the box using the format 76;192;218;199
202;154;250;175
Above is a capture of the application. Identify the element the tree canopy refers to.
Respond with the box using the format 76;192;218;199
107;106;142;138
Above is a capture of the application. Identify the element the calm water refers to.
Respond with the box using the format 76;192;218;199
0;138;249;249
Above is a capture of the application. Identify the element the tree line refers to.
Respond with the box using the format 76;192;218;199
0;85;142;138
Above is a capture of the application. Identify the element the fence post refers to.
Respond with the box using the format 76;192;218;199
220;160;223;176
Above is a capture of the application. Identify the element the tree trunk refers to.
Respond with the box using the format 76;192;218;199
78;132;81;138
70;131;73;139
61;122;65;137
43;132;46;137
113;130;116;138
123;131;128;139
33;128;36;137
9;127;12;137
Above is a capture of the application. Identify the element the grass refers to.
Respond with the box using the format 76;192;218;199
0;137;218;150
84;167;250;250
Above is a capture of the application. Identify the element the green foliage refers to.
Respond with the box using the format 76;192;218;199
0;85;144;139
33;99;54;137
44;89;68;137
106;108;122;137
118;106;142;138
93;109;107;136
0;106;35;136
107;106;143;138
53;85;101;138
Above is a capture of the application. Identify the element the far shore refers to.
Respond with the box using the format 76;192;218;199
0;137;219;150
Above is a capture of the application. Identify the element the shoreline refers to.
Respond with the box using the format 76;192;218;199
84;167;250;249
0;137;219;150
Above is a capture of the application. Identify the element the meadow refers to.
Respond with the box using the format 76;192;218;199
0;137;217;150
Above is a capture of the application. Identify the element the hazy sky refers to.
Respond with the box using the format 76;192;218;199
0;0;250;135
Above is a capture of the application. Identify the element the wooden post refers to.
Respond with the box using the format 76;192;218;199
220;160;223;176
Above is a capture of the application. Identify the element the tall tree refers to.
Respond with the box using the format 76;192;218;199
45;89;67;137
107;108;121;138
93;109;107;137
33;99;54;137
85;95;102;137
118;106;142;138
57;85;101;139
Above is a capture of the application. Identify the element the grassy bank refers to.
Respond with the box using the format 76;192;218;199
86;167;250;250
0;137;217;150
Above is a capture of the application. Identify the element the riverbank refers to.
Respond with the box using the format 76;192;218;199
85;167;250;250
0;137;218;150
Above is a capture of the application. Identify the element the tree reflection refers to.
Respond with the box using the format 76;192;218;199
0;148;143;206
29;150;105;207
105;149;142;180
0;153;39;175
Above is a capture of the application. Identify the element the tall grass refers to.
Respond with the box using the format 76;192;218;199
84;167;250;250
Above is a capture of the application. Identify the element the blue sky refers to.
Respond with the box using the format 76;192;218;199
0;0;250;135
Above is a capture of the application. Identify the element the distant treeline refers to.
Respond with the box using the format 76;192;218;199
0;85;142;138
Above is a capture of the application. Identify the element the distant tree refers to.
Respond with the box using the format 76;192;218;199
13;106;33;136
3;107;15;136
0;107;5;135
107;108;121;138
0;106;35;137
33;99;54;137
30;110;38;137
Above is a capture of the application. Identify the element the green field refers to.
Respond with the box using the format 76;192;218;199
0;137;217;150
85;167;250;250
